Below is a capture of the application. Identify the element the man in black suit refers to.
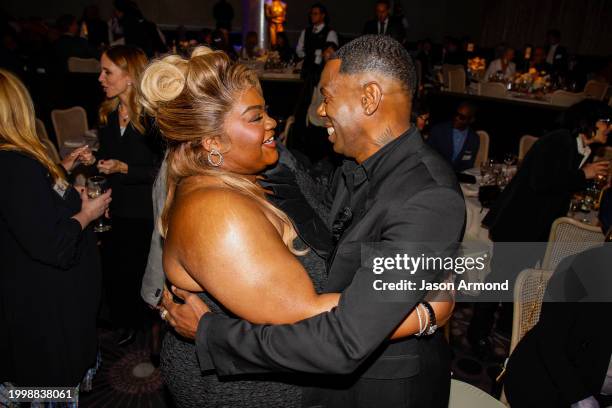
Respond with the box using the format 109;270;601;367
504;244;612;407
468;100;611;355
362;0;406;44
162;35;465;407
427;102;480;173
546;29;568;75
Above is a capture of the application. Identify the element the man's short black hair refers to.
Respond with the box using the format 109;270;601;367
311;2;328;16
563;99;612;139
335;34;416;96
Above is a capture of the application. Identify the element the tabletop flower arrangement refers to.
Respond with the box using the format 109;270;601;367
467;57;486;81
513;68;551;93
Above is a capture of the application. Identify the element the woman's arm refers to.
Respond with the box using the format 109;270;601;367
165;187;453;337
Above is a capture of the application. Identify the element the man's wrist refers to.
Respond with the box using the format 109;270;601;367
195;311;216;371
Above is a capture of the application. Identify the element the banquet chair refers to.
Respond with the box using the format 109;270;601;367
550;90;585;107
480;82;507;98
442;64;464;91
474;130;490;168
35;118;61;163
448;379;506;408
541;217;604;271
583;80;609;100
448;69;466;93
67;57;101;74
278;115;294;146
51;106;89;149
509;268;554;355
518;135;538;161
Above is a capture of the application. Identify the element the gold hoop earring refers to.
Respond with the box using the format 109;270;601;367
207;149;224;167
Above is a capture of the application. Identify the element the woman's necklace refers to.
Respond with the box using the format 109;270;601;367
118;103;130;126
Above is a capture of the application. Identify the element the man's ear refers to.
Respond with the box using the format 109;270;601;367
361;82;383;116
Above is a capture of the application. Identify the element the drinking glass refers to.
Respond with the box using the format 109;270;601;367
87;176;111;232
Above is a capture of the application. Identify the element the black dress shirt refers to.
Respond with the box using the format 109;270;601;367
193;126;466;407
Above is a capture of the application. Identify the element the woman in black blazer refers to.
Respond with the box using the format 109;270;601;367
0;69;110;389
96;45;162;344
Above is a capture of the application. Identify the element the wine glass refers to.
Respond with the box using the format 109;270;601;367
87;176;111;233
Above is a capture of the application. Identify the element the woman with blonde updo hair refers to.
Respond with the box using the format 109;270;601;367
0;69;110;391
96;44;163;345
142;48;452;407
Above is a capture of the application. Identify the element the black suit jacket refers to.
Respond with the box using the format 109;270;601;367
483;129;588;242
194;128;465;407
547;44;569;73
427;122;480;173
362;17;406;43
505;246;612;407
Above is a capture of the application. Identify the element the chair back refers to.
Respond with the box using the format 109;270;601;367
518;135;538;161
448;69;466;93
448;379;507;408
35;118;61;163
442;64;464;90
583;80;608;100
510;268;554;354
474;130;490;168
279;115;295;146
51;106;89;148
480;82;507;98
550;90;585;107
67;57;101;74
541;216;604;270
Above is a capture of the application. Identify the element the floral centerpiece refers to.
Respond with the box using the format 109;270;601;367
467;57;486;81
513;68;551;93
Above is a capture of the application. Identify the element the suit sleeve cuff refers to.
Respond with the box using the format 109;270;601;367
195;312;216;372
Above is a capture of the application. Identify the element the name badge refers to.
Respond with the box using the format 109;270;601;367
462;154;472;161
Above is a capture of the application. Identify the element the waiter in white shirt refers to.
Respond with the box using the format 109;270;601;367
296;3;338;81
545;29;568;73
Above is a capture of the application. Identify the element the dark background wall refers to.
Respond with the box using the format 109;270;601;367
2;0;485;43
3;0;611;55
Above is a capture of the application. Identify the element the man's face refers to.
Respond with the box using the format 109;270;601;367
452;105;473;130
310;7;325;25
375;3;389;22
317;59;364;158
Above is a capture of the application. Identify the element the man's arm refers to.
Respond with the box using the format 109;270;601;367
195;187;465;375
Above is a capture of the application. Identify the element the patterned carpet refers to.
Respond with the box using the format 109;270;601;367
80;304;508;407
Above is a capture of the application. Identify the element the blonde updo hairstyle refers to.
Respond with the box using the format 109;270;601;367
141;47;304;254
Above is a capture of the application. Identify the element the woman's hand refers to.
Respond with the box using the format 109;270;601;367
60;146;95;172
97;159;128;175
71;188;112;229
